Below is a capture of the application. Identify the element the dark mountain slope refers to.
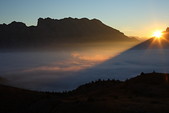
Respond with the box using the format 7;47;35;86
0;17;138;49
0;72;169;113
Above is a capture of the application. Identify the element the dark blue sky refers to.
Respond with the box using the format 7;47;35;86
1;0;169;38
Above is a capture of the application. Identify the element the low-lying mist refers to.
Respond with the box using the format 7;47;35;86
2;41;160;91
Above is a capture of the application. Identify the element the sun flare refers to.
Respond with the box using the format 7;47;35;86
152;31;163;38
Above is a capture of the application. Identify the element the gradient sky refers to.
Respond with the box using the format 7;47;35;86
1;0;169;39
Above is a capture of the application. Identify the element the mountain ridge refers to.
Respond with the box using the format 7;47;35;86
0;17;138;49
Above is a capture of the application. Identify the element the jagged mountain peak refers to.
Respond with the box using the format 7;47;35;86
0;17;138;49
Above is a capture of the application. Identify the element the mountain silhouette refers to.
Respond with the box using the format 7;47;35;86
0;72;169;113
0;17;137;49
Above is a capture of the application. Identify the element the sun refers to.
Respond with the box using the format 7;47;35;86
152;31;163;38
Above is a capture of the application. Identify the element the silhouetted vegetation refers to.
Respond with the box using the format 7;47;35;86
0;72;169;113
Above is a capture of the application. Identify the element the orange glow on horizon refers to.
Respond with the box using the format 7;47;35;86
149;31;169;49
71;52;110;62
152;30;163;39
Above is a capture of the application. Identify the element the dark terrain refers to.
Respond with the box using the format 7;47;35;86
0;17;137;50
0;72;169;113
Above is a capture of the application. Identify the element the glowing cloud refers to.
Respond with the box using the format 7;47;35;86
71;52;110;62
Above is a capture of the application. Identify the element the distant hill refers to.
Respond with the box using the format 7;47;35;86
0;17;138;49
0;72;169;113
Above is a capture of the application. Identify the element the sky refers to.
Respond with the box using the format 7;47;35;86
1;0;169;39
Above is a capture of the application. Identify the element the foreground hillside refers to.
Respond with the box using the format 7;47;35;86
0;72;169;113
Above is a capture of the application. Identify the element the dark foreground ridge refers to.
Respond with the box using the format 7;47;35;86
0;72;169;113
0;17;137;49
